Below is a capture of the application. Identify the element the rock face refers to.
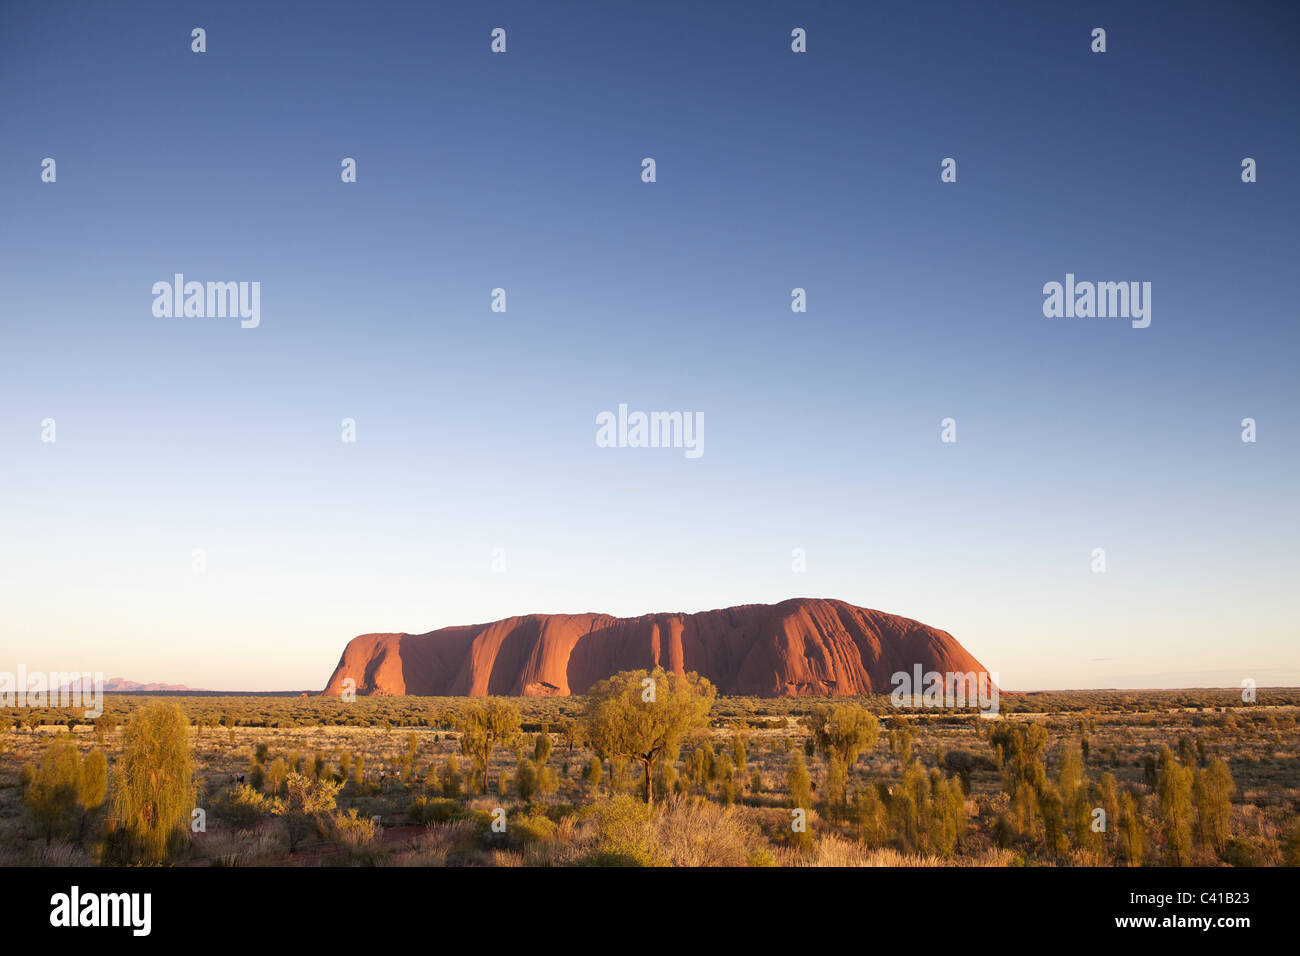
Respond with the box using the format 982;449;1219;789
321;598;992;698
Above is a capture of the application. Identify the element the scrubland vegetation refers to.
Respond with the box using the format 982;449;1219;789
1;680;1297;867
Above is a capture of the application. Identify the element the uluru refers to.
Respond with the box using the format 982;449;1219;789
321;598;992;698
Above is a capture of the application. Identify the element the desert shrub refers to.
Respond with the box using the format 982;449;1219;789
24;736;81;844
533;733;552;764
274;772;340;853
332;808;379;849
888;762;967;857
929;776;967;856
93;715;114;745
1157;747;1194;865
1282;818;1300;867
224;784;275;826
684;745;713;789
408;797;464;825
732;733;747;772
646;795;760;866
787;751;813;811
516;760;538;802
942;749;996;775
715;752;737;805
265;757;288;795
823;756;848;818
1222;836;1264;867
1117;791;1144;865
537;762;559;799
108;701;194;863
1058;742;1085;817
507;809;558;848
890;726;914;765
204;827;283;867
1193;759;1233;855
583;794;659;866
852;786;888;846
441;756;463;799
77;748;108;837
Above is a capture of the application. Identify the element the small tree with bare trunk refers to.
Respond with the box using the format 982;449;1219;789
581;668;715;804
457;700;521;794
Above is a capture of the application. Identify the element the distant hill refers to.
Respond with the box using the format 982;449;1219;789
322;597;994;698
57;676;202;693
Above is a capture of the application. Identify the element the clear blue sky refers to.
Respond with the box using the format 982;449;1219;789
2;1;1297;690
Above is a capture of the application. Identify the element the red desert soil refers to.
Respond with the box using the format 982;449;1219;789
322;598;993;699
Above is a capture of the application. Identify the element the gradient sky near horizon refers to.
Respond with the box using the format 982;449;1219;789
2;1;1297;691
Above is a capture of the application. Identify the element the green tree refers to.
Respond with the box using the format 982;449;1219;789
807;704;880;773
823;756;848;820
989;722;1049;838
25;735;81;844
891;761;929;852
109;701;194;863
441;756;463;799
1097;772;1121;858
1058;741;1085;818
890;725;914;766
1039;783;1067;856
560;719;580;756
1157;747;1194;865
77;749;108;838
1117;790;1145;865
929;774;967;856
581;667;716;804
732;732;747;773
852;784;888;846
1193;758;1233;855
265;756;288;795
516;759;538;801
786;751;813;812
533;732;552;764
457;700;522;794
